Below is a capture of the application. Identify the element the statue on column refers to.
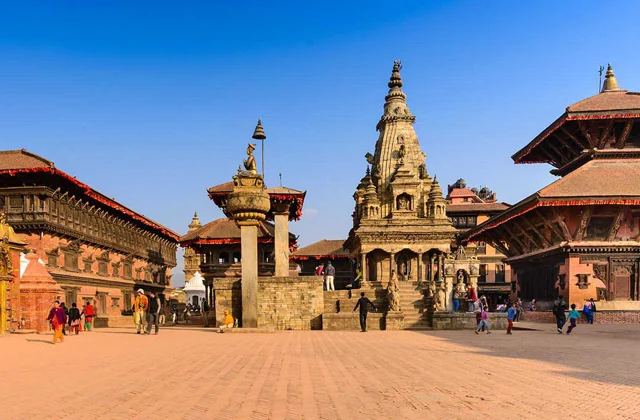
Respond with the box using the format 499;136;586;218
387;273;400;312
242;143;258;175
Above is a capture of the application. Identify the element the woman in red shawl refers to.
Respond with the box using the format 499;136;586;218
47;300;67;344
82;301;95;331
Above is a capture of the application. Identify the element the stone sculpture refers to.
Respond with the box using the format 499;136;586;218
435;282;446;311
387;276;400;312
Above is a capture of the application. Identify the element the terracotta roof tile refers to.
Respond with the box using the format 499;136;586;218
292;239;353;258
447;188;477;198
0;149;53;170
179;218;296;244
447;202;510;213
539;158;640;198
207;182;234;194
567;91;640;113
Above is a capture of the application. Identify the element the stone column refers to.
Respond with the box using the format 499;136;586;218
239;220;259;328
273;210;290;277
429;254;436;283
389;252;395;279
360;252;369;288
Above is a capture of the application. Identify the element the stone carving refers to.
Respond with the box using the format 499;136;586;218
434;282;446;311
428;281;436;298
243;143;258;174
418;163;428;179
445;264;453;275
365;152;374;165
397;195;409;210
397;134;405;144
454;246;466;260
470;265;479;275
66;239;82;252
575;274;590;290
387;276;400;312
398;145;406;160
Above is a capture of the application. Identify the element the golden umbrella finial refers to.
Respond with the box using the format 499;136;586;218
601;63;621;92
252;118;266;140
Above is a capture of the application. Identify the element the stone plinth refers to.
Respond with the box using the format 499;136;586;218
323;312;385;331
257;276;323;330
432;312;508;330
212;277;241;327
385;311;405;330
19;252;62;333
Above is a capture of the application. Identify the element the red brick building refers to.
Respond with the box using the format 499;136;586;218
463;65;640;312
0;149;179;329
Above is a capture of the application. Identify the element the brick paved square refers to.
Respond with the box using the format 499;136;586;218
1;323;639;419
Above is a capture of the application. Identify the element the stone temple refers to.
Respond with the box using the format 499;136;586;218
344;60;457;288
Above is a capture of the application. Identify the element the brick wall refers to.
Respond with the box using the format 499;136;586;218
257;276;323;330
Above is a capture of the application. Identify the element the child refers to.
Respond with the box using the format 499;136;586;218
475;306;491;335
506;303;516;335
566;303;580;335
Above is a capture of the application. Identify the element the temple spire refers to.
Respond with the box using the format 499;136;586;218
188;211;201;232
385;60;407;104
601;63;621;92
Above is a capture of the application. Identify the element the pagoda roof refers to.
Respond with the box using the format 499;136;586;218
462;159;640;242
447;188;482;200
446;202;510;213
179;217;296;247
0;149;179;241
291;239;353;259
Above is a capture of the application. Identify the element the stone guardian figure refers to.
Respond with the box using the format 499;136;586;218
387;274;400;312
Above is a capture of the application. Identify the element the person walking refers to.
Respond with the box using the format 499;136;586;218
325;262;336;291
83;301;95;331
134;289;149;334
466;285;477;312
553;295;568;334
171;303;178;325
583;298;596;324
201;297;210;327
68;303;81;335
475;305;491;335
47;300;67;344
566;303;580;335
506;303;516;335
60;302;69;335
146;291;161;335
353;292;377;332
159;300;167;326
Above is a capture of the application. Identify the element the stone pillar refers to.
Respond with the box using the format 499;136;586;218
273;210;290;277
239;220;259;328
429;254;436;283
360;252;369;288
389;252;395;279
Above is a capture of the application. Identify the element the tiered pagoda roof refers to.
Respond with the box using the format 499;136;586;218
178;217;297;248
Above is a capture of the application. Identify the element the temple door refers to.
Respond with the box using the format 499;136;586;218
613;265;631;300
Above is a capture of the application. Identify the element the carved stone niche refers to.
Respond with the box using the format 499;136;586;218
576;274;590;290
46;248;60;268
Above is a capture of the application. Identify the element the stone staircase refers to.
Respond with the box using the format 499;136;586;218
396;281;431;330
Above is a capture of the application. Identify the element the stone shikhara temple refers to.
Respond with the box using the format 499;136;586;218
0;150;178;334
464;65;640;320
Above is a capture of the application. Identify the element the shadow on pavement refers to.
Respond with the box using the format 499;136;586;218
411;322;640;387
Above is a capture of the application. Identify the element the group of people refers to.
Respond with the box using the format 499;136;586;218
315;261;336;291
553;296;596;335
132;288;164;335
46;300;96;344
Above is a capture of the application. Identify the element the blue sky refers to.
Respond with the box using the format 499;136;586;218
2;1;639;285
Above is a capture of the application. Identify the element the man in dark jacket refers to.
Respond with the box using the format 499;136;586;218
146;292;161;335
68;303;81;335
553;296;568;334
353;292;377;332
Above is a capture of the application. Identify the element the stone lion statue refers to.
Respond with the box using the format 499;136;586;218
435;282;447;312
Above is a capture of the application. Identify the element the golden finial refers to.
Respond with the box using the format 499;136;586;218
601;63;621;92
388;60;403;88
252;118;266;140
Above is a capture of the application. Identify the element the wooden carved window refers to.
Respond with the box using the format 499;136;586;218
9;196;23;213
123;262;133;279
123;291;132;313
98;261;108;276
479;264;488;283
495;264;505;283
63;251;79;271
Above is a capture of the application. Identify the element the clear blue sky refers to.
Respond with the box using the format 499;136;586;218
2;1;639;286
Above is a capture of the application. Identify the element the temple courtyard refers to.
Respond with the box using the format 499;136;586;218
1;324;639;419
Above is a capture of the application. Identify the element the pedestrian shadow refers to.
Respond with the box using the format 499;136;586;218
26;338;54;344
410;324;640;387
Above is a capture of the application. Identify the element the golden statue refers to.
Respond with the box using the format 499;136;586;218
243;143;258;174
0;212;21;244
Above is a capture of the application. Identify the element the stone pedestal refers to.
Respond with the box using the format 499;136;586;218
273;211;290;277
19;252;62;333
240;221;259;328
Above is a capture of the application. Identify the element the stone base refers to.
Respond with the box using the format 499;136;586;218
432;312;508;330
385;312;405;330
322;312;385;331
93;315;136;328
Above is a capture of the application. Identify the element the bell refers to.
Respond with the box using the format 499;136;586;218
252;118;266;140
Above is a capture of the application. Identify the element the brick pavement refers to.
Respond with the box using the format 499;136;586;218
1;322;639;420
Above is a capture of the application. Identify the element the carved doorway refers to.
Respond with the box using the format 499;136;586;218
396;249;417;281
